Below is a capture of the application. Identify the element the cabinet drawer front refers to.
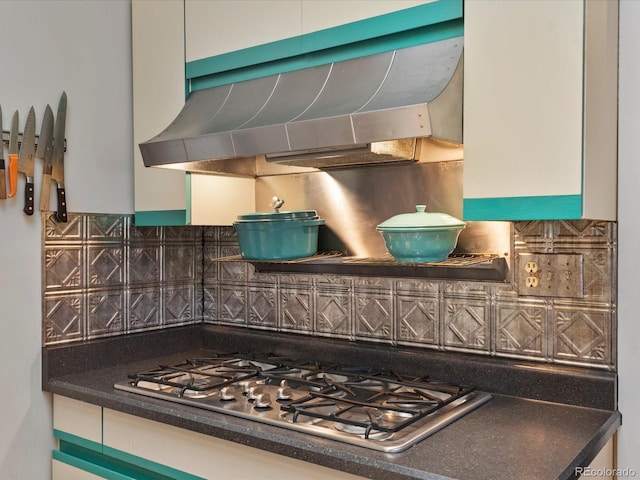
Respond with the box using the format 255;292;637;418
53;394;102;444
103;408;365;479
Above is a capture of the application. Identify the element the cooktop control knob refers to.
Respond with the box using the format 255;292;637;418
277;380;293;401
253;393;272;409
247;385;263;401
219;387;236;401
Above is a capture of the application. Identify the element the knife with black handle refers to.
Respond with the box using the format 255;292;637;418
37;105;54;211
52;92;67;222
18;107;36;215
0;105;6;199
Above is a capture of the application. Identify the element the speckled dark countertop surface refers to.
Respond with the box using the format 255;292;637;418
43;325;621;480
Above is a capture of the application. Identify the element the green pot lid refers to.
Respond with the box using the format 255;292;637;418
377;205;465;230
236;210;319;222
235;196;320;223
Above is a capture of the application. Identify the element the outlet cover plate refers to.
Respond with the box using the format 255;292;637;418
516;253;584;298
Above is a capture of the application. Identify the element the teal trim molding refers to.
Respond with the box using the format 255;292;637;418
134;210;188;226
186;173;193;225
54;429;102;454
463;195;583;221
54;436;205;480
101;445;205;480
186;0;463;91
54;450;135;480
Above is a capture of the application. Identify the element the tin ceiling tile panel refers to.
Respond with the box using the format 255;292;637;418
88;246;123;287
129;224;161;243
163;225;201;243
355;295;393;342
220;256;247;283
553;304;612;367
315;291;352;339
44;247;83;291
202;285;217;323
443;298;490;352
43;294;83;344
495;300;548;359
203;244;219;284
164;285;194;325
128;288;161;332
87;290;124;338
513;220;550;250
219;226;238;243
280;288;313;333
43;212;84;242
129;246;161;285
396;294;439;347
219;285;247;326
87;215;124;243
552;220;614;246
248;286;277;329
164;244;197;283
395;279;440;295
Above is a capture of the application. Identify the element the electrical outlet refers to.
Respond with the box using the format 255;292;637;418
525;276;539;288
516;253;584;298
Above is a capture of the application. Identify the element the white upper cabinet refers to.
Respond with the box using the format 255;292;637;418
463;0;618;221
132;0;255;226
132;0;188;225
185;1;432;62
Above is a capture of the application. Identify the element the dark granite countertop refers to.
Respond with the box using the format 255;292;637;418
43;325;621;480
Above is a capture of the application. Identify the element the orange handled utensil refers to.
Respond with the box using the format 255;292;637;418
0;105;5;199
7;111;18;199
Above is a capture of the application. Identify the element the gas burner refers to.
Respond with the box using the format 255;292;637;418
114;353;492;453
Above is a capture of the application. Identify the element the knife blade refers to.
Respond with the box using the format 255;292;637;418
0;105;6;199
52;92;67;222
37;105;54;211
7;110;18;199
18;106;36;215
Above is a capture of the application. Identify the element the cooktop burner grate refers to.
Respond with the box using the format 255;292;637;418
114;354;492;452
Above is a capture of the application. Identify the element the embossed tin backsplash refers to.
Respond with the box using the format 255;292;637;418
42;213;616;370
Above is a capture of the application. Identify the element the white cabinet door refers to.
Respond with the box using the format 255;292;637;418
132;0;188;225
463;0;617;221
53;394;102;444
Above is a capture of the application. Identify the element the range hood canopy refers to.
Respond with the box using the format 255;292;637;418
139;37;463;176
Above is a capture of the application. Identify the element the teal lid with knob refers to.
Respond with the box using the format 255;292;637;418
377;205;465;230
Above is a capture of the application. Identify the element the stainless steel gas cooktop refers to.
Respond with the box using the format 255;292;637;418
114;354;491;453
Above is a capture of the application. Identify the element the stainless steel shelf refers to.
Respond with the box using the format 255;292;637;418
214;253;509;281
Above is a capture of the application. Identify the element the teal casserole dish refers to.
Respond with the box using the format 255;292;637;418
233;197;325;260
376;205;465;263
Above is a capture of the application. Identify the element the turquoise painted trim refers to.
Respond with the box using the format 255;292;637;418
134;210;187;226
54;429;102;454
54;449;136;480
186;173;192;225
463;195;583;221
190;23;463;91
55;439;206;480
101;445;205;480
186;0;463;90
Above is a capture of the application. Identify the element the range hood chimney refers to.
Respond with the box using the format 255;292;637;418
139;37;463;176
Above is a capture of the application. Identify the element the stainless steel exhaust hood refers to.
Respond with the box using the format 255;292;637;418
139;37;463;176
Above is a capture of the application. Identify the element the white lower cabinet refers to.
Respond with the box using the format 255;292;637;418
52;459;104;480
52;394;616;479
52;394;364;480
